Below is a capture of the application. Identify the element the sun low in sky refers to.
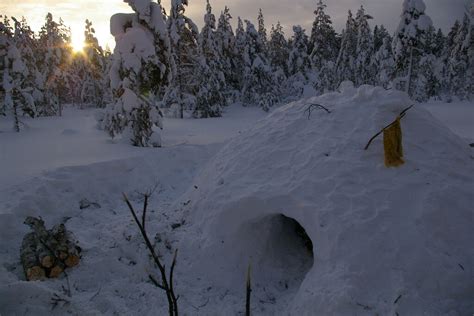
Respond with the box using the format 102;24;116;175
0;0;467;50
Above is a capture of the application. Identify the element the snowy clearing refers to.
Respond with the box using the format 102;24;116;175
422;100;474;143
0;87;473;315
0;104;265;193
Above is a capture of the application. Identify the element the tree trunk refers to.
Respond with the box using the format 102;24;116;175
405;46;414;96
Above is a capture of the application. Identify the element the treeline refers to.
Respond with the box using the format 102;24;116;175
0;14;110;131
1;0;473;145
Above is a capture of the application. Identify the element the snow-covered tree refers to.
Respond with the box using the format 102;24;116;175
194;0;225;118
445;14;471;99
268;22;289;76
164;0;200;118
288;25;310;77
0;17;34;131
37;13;72;116
309;0;339;69
215;6;236;92
80;19;106;107
286;25;311;97
392;0;433;97
11;17;42;117
354;6;374;86
233;17;246;92
257;9;268;49
373;25;390;52
103;0;171;147
241;20;279;111
373;37;395;88
336;10;357;85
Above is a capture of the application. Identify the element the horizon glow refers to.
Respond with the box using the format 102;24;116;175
1;0;468;50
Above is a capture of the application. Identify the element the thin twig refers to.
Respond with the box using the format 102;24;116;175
123;193;179;316
364;104;414;150
305;103;331;119
142;194;148;229
245;264;252;316
149;274;166;290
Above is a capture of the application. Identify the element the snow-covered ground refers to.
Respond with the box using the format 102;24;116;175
0;93;473;315
421;100;474;143
0;104;265;193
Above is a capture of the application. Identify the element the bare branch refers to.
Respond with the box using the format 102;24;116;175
305;103;332;119
364;104;414;150
245;264;252;316
122;193;179;316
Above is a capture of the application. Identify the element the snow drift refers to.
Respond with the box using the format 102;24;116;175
182;83;474;315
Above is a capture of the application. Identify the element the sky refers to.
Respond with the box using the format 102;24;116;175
0;0;469;50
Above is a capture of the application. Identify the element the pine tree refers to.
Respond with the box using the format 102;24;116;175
392;0;433;97
354;6;374;86
216;6;236;93
373;25;390;52
241;20;279;111
80;19;106;107
165;0;200;118
336;10;357;85
233;17;246;92
373;37;395;88
268;22;289;76
446;14;471;99
257;9;267;48
103;0;170;147
37;13;72;116
0;16;34;131
286;25;311;97
11;17;41;117
309;0;338;69
194;0;225;118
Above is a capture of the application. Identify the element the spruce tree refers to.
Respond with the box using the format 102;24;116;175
373;25;390;52
257;9;268;48
0;16;34;131
373;37;395;88
164;0;200;118
103;0;170;147
233;17;246;92
37;13;71;116
195;0;225;118
336;10;357;85
354;6;374;86
268;22;289;76
309;0;338;69
392;0;433;97
241;20;279;111
81;19;106;107
216;6;237;93
286;25;311;97
446;14;471;99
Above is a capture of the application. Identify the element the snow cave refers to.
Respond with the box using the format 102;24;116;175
181;83;474;315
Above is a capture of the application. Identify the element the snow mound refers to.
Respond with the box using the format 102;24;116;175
183;84;474;315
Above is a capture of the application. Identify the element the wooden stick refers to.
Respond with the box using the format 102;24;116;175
364;104;414;150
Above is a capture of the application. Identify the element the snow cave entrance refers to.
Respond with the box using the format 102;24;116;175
245;213;314;293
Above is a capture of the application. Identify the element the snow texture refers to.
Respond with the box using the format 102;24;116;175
0;88;473;315
181;84;474;315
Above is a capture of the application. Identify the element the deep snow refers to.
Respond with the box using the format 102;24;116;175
181;85;474;315
0;91;473;315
